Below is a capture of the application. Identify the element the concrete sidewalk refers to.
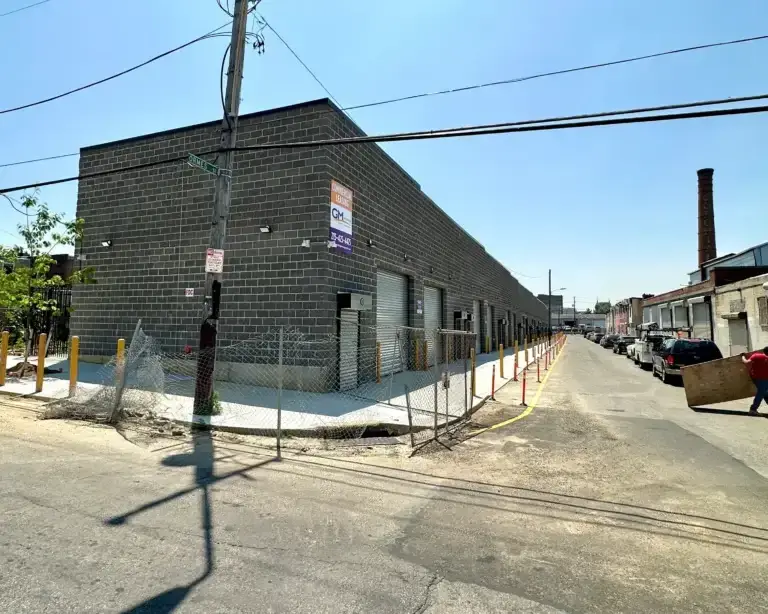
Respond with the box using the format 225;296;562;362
1;340;557;433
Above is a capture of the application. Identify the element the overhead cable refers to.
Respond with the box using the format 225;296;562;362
0;0;51;19
2;98;767;194
0;21;232;116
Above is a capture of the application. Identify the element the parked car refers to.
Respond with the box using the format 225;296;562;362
601;334;620;348
614;335;637;354
652;338;723;384
593;333;605;344
626;341;637;360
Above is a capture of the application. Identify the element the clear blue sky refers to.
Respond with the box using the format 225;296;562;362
1;0;767;310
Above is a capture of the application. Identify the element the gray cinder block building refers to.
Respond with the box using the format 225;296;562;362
72;98;547;389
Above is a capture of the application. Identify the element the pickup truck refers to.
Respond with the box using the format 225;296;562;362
634;333;673;370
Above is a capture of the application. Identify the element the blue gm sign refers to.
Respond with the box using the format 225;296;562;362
330;179;354;254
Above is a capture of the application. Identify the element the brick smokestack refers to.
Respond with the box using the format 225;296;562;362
697;168;716;267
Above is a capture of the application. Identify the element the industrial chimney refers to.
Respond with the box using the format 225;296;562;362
697;168;717;267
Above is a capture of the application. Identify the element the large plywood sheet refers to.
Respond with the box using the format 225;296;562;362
681;356;757;407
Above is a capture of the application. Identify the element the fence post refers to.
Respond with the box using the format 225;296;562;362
463;337;468;416
433;360;439;441
470;348;476;398
69;336;79;397
110;320;141;423
35;333;47;393
499;343;504;378
277;326;283;459
404;384;415;448
0;330;8;387
376;341;381;384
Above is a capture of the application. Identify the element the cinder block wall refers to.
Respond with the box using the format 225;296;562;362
73;102;336;366
321;104;548;361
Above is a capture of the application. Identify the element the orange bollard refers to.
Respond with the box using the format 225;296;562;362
491;364;496;400
520;366;527;406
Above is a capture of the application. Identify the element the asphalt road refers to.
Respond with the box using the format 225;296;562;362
1;336;767;613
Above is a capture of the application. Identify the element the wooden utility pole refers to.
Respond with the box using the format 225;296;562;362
194;0;250;413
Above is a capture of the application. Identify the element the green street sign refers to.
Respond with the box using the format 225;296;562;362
187;153;220;176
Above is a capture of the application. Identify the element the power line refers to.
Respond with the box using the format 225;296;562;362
2;98;768;194
0;0;51;19
2;31;765;168
338;34;768;113
0;21;232;116
3;89;767;169
0;152;79;169
260;16;345;110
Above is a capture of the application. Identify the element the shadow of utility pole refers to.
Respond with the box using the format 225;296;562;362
104;428;276;614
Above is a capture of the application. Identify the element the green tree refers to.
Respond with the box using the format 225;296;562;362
0;194;94;376
594;301;612;314
584;308;593;314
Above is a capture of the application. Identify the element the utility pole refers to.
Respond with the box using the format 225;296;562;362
573;296;577;329
547;269;552;342
194;0;250;413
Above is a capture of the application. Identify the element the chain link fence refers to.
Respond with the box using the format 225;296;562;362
47;320;478;447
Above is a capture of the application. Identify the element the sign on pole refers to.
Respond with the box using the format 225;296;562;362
188;153;220;176
329;179;353;254
205;248;224;273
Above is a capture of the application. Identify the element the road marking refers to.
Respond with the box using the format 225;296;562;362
468;338;568;436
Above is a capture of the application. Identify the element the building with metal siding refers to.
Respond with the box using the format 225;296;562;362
72;98;546;388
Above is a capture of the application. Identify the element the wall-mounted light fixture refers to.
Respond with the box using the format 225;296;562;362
259;224;272;234
301;239;311;249
100;239;113;248
367;239;375;247
403;253;410;262
429;266;434;274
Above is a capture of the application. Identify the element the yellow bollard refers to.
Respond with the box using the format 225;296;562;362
35;333;47;393
470;348;476;397
116;337;126;385
117;338;126;367
0;330;8;387
499;344;504;378
69;336;80;397
485;336;490;354
376;341;381;383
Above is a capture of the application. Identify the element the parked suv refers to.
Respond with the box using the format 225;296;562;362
652;338;722;384
601;334;620;349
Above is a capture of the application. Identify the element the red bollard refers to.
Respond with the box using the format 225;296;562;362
513;352;518;382
491;365;496;400
520;366;527;406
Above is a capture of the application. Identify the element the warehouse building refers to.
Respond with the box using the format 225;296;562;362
72;98;547;389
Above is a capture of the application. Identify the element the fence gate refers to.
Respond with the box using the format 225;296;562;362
31;286;72;357
339;309;359;391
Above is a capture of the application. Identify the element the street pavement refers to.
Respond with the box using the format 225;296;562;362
1;335;767;613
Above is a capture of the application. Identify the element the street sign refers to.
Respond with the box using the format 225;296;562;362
205;248;224;273
188;153;220;176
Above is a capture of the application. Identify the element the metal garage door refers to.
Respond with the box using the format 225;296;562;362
376;270;408;375
339;310;359;391
660;307;672;328
692;302;710;339
473;300;480;353
673;304;688;328
423;286;443;366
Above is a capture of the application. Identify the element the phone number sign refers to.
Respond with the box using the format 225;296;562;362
329;179;353;254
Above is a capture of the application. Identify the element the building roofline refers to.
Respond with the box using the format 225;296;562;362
687;240;768;275
80;98;334;153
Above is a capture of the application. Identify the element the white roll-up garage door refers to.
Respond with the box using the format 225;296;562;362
376;270;408;375
423;286;443;366
673;304;688;328
660;307;672;328
473;300;480;353
692;302;710;339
